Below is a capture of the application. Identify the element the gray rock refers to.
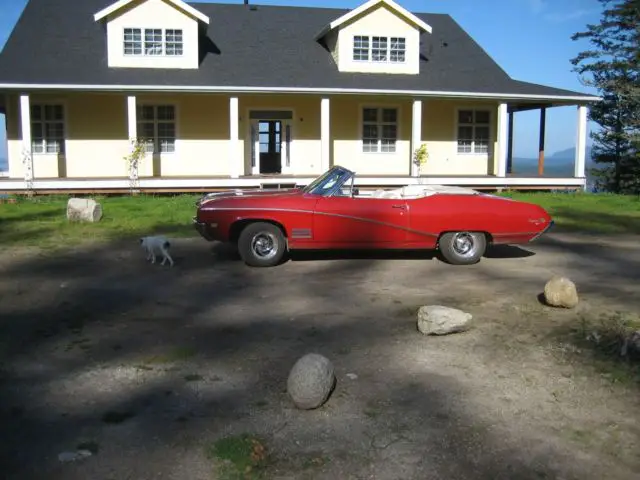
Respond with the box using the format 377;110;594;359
286;353;335;410
67;197;103;223
417;305;472;335
544;276;579;308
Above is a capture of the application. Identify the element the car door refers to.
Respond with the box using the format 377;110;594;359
312;195;409;248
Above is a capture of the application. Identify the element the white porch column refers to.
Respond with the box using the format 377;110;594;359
19;94;33;182
229;96;240;178
127;95;137;141
496;102;508;177
574;105;588;180
411;99;422;177
320;97;330;172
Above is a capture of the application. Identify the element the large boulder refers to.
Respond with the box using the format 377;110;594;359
543;276;579;308
67;198;103;223
286;353;335;410
417;305;472;335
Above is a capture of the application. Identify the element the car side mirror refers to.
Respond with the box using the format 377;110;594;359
352;187;359;197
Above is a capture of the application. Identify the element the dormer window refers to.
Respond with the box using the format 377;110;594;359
123;28;183;56
352;35;406;63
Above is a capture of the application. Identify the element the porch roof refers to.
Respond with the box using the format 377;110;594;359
0;0;599;103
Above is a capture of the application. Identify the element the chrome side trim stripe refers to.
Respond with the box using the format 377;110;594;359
201;206;439;238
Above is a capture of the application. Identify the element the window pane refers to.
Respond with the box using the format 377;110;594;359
363;108;378;122
138;121;155;139
390;37;405;62
475;111;490;124
32;140;44;154
123;28;142;55
382;124;397;140
363;124;378;139
157;105;174;121
458;126;473;140
45;122;64;139
144;29;163;55
363;139;378;153
159;139;175;153
353;35;369;61
475;126;489;140
31;122;43;139
474;126;490;153
30;105;42;120
458;110;473;124
382;108;397;123
372;36;387;61
46;140;60;154
44;105;63;121
165;29;183;56
139;106;155;121
157;122;175;138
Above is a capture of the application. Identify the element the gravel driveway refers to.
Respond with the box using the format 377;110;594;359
0;232;638;479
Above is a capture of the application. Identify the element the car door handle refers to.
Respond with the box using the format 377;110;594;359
391;204;406;209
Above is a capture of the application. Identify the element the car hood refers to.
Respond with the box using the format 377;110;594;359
197;188;303;207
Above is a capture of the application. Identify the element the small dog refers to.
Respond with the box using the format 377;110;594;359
140;235;174;267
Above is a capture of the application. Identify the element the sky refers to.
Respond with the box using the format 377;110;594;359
0;0;603;161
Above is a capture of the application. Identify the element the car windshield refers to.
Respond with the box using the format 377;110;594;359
302;166;354;196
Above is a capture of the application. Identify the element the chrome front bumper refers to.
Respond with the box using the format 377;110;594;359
193;217;216;241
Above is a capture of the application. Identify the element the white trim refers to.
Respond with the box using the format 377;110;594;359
454;106;493;157
0;84;602;103
19;94;32;180
127;95;137;140
411;99;422;177
321;97;330;172
359;103;402;154
94;0;209;24
0;176;586;190
229;96;239;178
316;0;432;38
574;105;588;179
245;107;296;176
496;103;507;177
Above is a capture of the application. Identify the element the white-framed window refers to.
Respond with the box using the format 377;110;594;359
123;28;183;56
353;35;405;63
31;104;64;154
137;105;176;154
362;107;398;153
457;110;490;154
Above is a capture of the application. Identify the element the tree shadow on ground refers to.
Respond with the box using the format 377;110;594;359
0;233;637;479
550;207;640;234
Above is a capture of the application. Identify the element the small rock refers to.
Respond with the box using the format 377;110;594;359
544;276;579;308
58;450;92;462
417;305;472;335
67;198;103;223
286;353;335;410
346;373;358;380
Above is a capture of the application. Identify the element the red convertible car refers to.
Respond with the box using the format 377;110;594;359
193;165;553;267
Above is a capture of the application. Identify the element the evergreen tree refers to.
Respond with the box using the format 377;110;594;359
570;0;640;193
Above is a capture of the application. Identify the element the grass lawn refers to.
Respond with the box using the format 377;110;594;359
0;191;639;248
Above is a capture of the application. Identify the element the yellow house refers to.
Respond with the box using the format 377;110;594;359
0;0;599;193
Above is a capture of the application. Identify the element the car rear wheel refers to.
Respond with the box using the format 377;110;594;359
438;231;487;265
237;222;287;267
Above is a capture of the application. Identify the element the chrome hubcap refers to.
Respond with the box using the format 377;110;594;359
452;232;475;257
251;232;278;259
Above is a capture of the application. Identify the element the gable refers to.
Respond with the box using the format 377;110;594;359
97;0;202;69
94;0;209;24
320;1;428;75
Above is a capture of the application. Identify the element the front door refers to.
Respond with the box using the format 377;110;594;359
249;110;292;176
259;120;281;174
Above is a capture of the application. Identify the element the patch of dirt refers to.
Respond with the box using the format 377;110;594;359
0;234;638;480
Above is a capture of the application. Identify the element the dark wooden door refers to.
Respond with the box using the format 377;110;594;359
259;120;282;174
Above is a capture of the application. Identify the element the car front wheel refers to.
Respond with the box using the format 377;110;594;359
237;222;287;267
438;231;487;265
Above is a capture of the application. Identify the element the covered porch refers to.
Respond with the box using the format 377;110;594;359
0;90;590;193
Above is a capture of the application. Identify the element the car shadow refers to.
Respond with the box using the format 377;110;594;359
483;244;536;259
288;249;438;262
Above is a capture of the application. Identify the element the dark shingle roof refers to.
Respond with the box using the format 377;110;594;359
0;0;597;100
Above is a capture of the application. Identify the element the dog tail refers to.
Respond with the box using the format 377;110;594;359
164;241;171;249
